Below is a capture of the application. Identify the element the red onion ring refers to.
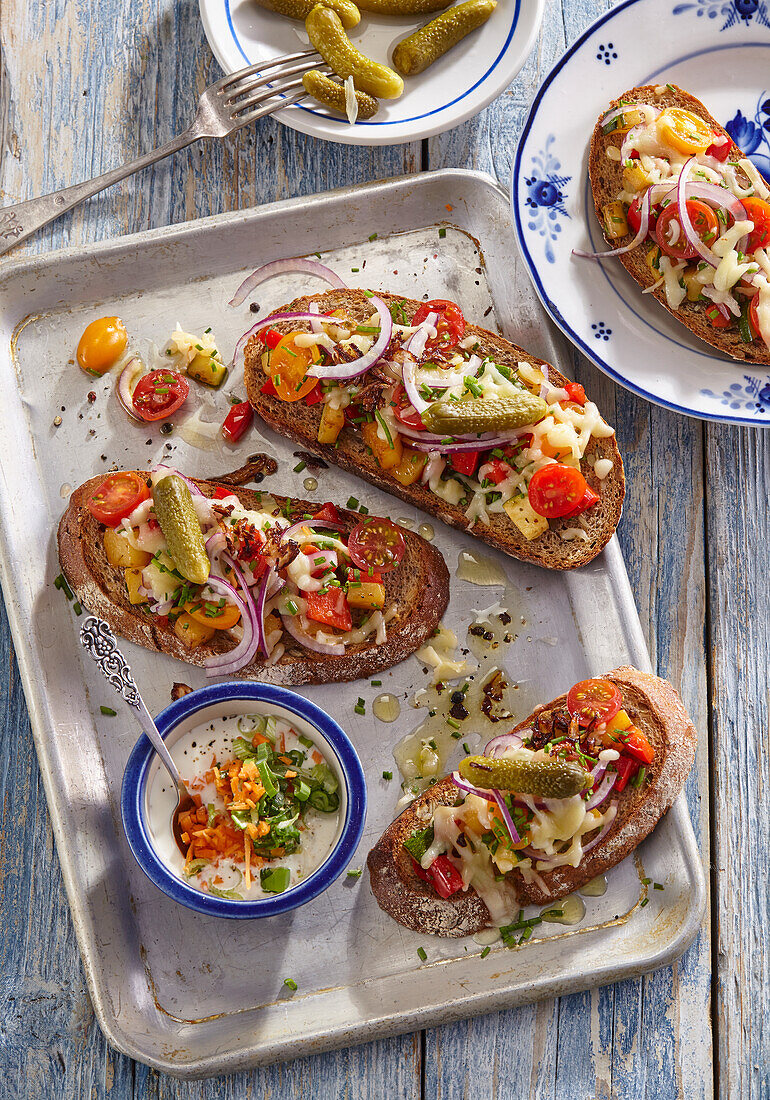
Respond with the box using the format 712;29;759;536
579;807;618;856
281;611;345;655
484;732;526;756
152;464;204;496
401;353;430;415
585;770;617;810
117;358;144;422
307;294;393;380
282;517;347;540
405;432;524;454
229;310;335;382
675;160;748;267
573;188;652;259
254;566;275;657
228;258;346;308
451;772;497;802
203;568;258;677
491;790;521;844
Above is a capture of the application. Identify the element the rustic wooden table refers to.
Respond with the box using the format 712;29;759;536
3;0;765;1094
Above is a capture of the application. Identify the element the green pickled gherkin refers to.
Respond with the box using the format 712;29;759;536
302;70;379;119
356;0;449;12
458;755;591;799
153;476;210;585
253;0;361;28
306;6;404;99
421;392;548;435
392;0;497;77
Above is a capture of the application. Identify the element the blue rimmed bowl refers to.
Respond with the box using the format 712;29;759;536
121;683;366;919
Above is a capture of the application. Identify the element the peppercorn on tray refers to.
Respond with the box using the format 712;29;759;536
0;169;705;1077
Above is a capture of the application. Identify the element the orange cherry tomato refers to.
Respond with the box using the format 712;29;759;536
185;600;241;630
657;108;714;155
87;471;150;527
742;196;770;254
77;317;128;375
266;332;322;402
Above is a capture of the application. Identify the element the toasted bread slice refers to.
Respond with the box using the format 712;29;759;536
244;290;625;570
58;473;449;685
367;667;697;936
589;83;770;364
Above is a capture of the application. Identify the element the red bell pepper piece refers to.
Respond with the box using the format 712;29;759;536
410;854;464;898
346;568;383;584
622;727;655;765
212;486;232;499
612;754;639;793
565;485;600;517
706;136;733;162
564;381;586;405
449;450;480;476
304;382;323;406
261;378;278;396
312;502;342;525
305;588;352;632
484;458;513;485
222;401;253;444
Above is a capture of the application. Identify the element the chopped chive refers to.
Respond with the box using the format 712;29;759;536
447;717;461;730
371;680;382;687
480;946;491;958
346;496;359;509
354;698;366;716
438;227;447;239
417;946;427;961
382;771;393;781
100;706;117;717
283;977;298;990
293;460;306;473
72;602;82;616
463;742;471;754
641;898;649;908
346;868;363;878
654;882;664;890
368;232;378;242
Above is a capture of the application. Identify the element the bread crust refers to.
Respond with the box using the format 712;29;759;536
366;667;697;936
244;290;625;570
57;473;449;686
589;83;770;364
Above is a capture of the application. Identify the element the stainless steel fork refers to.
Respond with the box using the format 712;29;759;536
0;49;326;258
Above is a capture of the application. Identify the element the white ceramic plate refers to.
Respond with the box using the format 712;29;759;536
511;0;770;425
199;0;544;146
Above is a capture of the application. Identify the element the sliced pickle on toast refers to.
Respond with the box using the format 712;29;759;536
458;755;590;798
421;393;547;435
153;475;210;585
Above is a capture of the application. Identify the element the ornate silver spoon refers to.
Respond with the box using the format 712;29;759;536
79;615;195;856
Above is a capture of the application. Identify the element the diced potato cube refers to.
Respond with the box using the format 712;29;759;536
646;244;661;275
391;446;427;487
346;581;385;610
603;201;629;240
187;352;227;388
622;163;651;193
174;612;216;649
682;265;705;302
361;419;403;471
124;567;147;605
318;402;346;445
104;526;152;568
503;496;549;541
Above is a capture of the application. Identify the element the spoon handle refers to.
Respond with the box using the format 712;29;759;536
79;615;182;785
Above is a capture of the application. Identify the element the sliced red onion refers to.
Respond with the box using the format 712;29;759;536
117;357;144;422
152;464;204;496
203;568;259;677
451;772;497;802
600;103;659;130
151;597;175;616
305;549;338;573
484;732;525;756
253;566;275;657
405;432;524;454
282;517;347;540
229;258;347;308
309;300;324;336
580;808;618;856
402;354;430;415
404;311;436;362
281;611;345;656
229;310;334;380
205;531;226;560
585;770;617;810
491;790;520;844
675;161;748;267
307;295;393;381
574;189;652;260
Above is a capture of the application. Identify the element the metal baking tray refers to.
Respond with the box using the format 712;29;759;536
0;169;705;1077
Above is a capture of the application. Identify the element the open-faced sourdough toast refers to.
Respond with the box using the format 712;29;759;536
244;289;625;570
588;83;770;363
367;667;697;936
58;472;450;685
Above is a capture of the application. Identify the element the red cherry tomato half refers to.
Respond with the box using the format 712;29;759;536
348;518;406;574
565;484;600;517
449;450;480;476
566;678;622;727
412;299;466;353
132;370;189;422
705;135;734;162
627;194;660;236
87;471;150;527
313;502;342;525
742;196;770;254
656;200;719;260
564;381;586;406
222;400;253;443
392;384;426;430
527;464;589;518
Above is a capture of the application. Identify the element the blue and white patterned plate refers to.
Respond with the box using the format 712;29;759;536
200;0;544;147
511;0;770;425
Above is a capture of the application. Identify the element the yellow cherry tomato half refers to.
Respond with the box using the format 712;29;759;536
267;331;322;402
657;108;714;155
77;316;128;375
185;599;241;630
